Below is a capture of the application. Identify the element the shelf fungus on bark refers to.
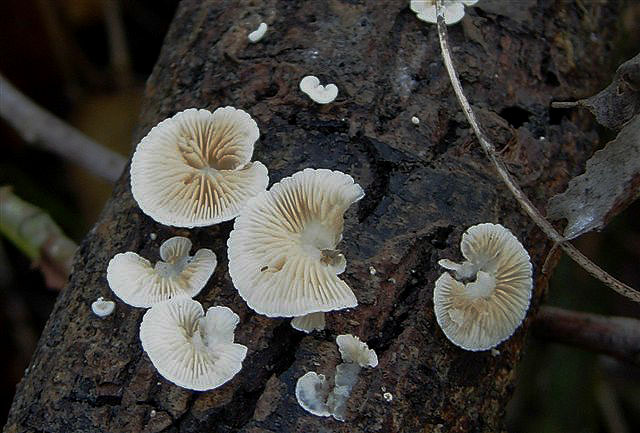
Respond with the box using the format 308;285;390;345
434;223;533;351
139;298;247;391
106;236;217;308
130;107;269;228
295;334;378;421
410;0;478;25
227;168;364;332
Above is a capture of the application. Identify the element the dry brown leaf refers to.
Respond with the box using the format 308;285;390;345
566;53;640;131
547;116;640;239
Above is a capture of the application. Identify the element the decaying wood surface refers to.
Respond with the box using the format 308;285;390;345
5;1;624;432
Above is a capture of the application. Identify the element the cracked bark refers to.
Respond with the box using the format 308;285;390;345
4;1;625;432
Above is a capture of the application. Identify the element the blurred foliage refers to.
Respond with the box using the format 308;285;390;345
0;0;639;431
0;0;178;424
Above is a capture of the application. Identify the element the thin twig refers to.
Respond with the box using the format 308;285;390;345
0;74;126;183
541;242;560;277
532;306;640;366
551;101;581;108
434;0;640;302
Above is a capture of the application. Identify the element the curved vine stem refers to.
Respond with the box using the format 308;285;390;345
434;0;640;302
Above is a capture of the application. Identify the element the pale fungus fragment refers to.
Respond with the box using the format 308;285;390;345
410;0;478;25
130;107;269;228
139;298;247;391
411;116;420;125
295;372;332;417
91;297;115;317
291;312;326;334
228;168;363;330
248;22;268;43
434;223;533;351
295;334;378;421
107;236;216;308
299;75;339;104
383;392;393;402
328;334;378;421
336;334;378;368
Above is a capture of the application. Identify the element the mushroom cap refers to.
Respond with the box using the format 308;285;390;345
410;0;478;25
291;312;326;333
107;236;217;308
336;334;378;368
295;371;332;417
139;298;247;391
130;107;269;228
227;168;363;317
434;223;533;351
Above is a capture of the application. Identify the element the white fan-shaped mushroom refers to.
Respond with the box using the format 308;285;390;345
434;223;533;351
227;168;364;318
130;107;269;228
139;298;247;391
107;236;216;308
336;334;378;368
295;371;332;417
410;0;478;25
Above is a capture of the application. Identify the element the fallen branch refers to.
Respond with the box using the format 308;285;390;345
0;74;126;183
532;306;640;366
434;0;640;303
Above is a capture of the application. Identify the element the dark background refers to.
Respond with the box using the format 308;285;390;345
1;1;638;431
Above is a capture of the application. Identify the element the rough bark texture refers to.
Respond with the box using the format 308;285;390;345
5;1;623;432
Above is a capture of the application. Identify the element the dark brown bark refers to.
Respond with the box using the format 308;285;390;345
4;1;625;432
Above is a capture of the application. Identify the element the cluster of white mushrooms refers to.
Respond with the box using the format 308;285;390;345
95;0;535;421
103;106;369;394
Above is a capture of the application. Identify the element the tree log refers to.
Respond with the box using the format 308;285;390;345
5;1;624;432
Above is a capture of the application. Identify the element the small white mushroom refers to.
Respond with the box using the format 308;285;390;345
299;76;339;104
291;312;326;333
228;168;363;325
411;116;420;125
139;298;247;391
295;372;332;417
107;236;216;308
91;297;115;317
248;22;268;43
410;0;478;25
336;334;378;368
130;107;269;228
434;223;533;351
368;266;377;275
